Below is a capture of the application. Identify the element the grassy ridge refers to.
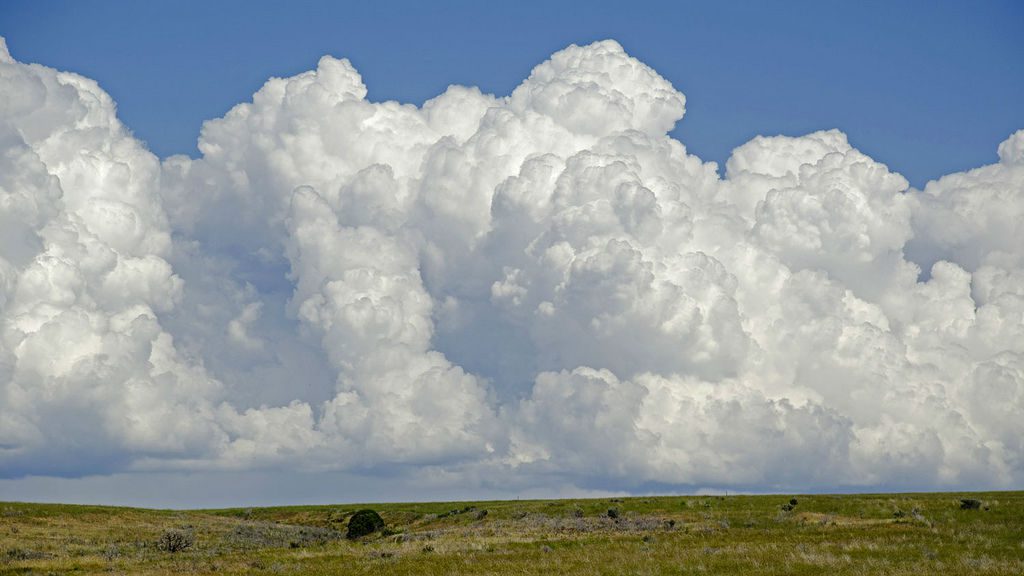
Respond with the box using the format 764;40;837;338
1;491;1022;574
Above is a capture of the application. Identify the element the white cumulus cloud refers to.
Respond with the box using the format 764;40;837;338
1;37;1022;493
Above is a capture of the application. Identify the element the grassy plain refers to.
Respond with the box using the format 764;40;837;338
1;491;1022;575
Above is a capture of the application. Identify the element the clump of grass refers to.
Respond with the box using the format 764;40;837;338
6;547;50;561
156;529;194;553
229;521;340;548
437;505;477;519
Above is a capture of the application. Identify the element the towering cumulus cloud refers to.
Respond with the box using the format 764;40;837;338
1;37;1022;492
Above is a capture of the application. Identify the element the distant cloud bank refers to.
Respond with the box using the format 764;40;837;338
1;37;1022;493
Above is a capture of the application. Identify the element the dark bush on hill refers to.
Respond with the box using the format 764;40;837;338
346;509;385;539
960;499;982;510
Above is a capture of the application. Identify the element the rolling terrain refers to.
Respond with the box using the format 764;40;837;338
1;492;1022;575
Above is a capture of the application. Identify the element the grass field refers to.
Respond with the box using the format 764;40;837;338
1;492;1022;575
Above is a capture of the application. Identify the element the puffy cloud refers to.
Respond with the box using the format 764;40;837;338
997;129;1024;165
0;54;225;475
907;129;1024;272
508;39;685;138
1;37;1022;494
227;302;265;351
284;185;498;464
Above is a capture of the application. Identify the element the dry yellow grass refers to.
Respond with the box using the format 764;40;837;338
1;491;1022;575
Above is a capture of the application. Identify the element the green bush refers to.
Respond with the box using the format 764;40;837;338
346;509;385;539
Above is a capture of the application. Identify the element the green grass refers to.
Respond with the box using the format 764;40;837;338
1;492;1022;574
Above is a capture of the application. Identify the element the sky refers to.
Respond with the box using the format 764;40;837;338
0;2;1023;508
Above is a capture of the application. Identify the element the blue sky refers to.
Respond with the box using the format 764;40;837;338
2;0;1022;188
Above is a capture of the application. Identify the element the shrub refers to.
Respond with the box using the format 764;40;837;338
103;545;120;561
346;509;385;539
607;508;620;519
437;506;476;519
229;522;341;549
960;499;982;510
156;529;194;553
6;548;50;561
